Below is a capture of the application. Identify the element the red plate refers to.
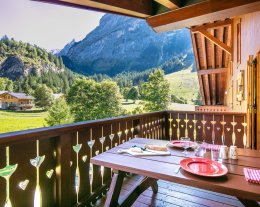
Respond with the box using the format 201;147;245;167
168;140;195;148
180;158;228;177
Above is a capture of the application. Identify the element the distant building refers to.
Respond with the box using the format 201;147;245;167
0;91;35;110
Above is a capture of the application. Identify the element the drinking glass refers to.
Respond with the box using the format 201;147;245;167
194;141;203;157
211;149;220;161
180;137;190;156
194;141;206;157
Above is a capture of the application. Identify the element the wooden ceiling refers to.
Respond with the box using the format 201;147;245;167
33;0;205;18
190;19;232;106
34;0;260;29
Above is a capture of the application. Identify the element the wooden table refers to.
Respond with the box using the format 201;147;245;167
91;138;260;207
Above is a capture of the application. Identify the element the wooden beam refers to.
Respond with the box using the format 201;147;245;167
190;32;206;105
191;19;232;33
231;19;234;62
147;0;260;31
211;74;216;105
217;27;224;68
201;36;208;69
210;29;216;105
153;0;181;9
198;29;232;55
33;0;152;18
222;25;231;105
217;27;224;105
201;36;211;105
222;26;229;68
198;68;227;75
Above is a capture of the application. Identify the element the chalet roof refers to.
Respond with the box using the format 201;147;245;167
0;91;35;100
9;92;35;100
0;91;8;95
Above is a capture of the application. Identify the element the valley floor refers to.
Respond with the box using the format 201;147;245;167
0;110;47;134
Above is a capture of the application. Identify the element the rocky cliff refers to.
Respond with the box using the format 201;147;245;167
0;37;65;81
59;14;195;76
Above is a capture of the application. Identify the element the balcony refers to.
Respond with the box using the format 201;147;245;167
0;110;247;207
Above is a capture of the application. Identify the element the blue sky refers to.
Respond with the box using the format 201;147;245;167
0;0;104;50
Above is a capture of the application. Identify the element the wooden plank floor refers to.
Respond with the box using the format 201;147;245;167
93;174;252;207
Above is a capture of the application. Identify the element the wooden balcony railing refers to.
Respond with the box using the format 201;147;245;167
0;110;246;207
0;111;165;207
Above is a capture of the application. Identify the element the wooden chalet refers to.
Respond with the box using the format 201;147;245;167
1;1;260;207
0;91;34;110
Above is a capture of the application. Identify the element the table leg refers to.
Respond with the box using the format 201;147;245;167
119;177;158;207
105;170;125;207
151;180;158;193
237;197;260;207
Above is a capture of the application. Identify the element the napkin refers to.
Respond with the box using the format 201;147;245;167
244;168;260;184
118;147;171;156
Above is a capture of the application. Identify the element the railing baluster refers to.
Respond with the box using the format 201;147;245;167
56;133;72;207
211;114;216;144
242;116;248;148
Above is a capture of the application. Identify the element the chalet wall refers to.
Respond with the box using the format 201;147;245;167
226;11;260;112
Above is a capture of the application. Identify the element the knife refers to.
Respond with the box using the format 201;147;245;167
174;166;181;174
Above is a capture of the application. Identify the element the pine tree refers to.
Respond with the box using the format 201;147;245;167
128;87;139;103
34;84;54;110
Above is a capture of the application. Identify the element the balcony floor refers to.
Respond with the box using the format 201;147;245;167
94;175;249;207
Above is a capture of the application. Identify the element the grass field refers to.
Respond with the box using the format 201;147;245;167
165;66;199;104
121;100;143;113
0;110;47;134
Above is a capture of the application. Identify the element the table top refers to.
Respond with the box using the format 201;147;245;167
91;138;260;201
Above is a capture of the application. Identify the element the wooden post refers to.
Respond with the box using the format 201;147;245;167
163;111;169;140
56;133;72;207
257;51;260;150
247;57;252;148
247;55;256;149
251;55;256;149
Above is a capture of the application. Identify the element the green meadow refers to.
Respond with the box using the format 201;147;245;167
165;66;199;104
0;110;47;134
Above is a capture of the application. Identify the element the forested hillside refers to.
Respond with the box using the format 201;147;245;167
0;36;76;93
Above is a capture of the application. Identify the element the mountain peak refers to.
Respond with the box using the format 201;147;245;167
58;38;76;56
1;35;9;41
59;14;194;76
